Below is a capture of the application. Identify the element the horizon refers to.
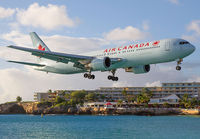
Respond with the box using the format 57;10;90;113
0;0;199;103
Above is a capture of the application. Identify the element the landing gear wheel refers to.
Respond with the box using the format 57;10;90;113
113;77;118;81
176;66;181;71
108;69;119;81
107;76;118;81
91;75;95;79
84;73;88;78
108;75;113;80
84;73;95;79
88;74;91;79
176;59;182;71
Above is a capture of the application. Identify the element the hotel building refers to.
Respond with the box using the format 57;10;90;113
34;82;200;102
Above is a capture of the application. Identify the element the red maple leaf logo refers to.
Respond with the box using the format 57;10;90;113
38;44;45;51
152;41;160;46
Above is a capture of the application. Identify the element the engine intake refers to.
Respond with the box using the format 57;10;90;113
125;65;150;74
89;57;111;71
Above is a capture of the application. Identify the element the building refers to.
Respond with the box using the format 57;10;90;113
34;92;57;102
84;102;117;108
34;82;200;102
149;94;180;104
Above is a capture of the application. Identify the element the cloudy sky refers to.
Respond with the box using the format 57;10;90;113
0;0;199;103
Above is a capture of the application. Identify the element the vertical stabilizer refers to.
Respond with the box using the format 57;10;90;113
29;32;51;52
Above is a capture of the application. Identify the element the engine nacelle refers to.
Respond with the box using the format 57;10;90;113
89;57;111;71
125;65;150;74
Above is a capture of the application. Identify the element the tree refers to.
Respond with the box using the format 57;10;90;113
99;94;105;101
179;94;194;108
48;89;52;93
163;102;169;108
55;96;65;104
70;90;87;104
136;88;152;104
64;93;71;100
117;100;123;107
85;93;97;102
122;89;127;96
16;96;22;103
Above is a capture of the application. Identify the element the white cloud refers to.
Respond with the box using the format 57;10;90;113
145;81;161;87
0;7;15;19
0;31;34;62
182;20;200;42
2;31;31;46
112;81;131;87
0;58;194;103
16;3;76;30
187;20;200;35
0;31;110;57
45;35;109;53
104;26;149;41
168;0;179;5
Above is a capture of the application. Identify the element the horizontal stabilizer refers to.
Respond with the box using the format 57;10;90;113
7;60;45;67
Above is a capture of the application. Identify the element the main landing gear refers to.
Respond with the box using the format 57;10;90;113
108;69;118;81
176;59;182;71
84;73;95;79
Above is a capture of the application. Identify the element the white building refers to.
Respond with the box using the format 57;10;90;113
149;94;180;104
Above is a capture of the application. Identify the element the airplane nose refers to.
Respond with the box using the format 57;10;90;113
190;44;195;53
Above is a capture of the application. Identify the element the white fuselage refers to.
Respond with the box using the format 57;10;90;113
35;38;195;74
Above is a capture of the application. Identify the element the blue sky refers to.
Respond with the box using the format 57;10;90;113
0;0;199;102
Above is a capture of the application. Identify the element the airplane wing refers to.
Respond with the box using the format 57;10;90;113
7;45;95;69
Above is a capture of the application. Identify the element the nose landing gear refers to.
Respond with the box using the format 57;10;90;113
176;59;183;71
108;69;119;81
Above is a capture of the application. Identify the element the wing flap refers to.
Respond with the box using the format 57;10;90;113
8;60;45;67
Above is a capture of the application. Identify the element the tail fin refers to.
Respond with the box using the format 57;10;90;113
29;32;51;52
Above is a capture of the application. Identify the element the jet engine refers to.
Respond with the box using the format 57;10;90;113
125;65;150;74
88;57;111;71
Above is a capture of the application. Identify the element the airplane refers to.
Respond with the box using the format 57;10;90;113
7;32;195;81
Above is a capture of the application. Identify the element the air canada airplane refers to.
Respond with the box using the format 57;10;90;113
7;32;195;81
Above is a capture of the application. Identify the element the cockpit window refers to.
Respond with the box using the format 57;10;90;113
179;41;189;45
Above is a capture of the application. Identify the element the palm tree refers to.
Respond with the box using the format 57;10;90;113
179;94;193;108
136;88;152;105
121;89;127;101
117;100;123;107
16;96;22;103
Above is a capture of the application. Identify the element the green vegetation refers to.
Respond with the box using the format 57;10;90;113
55;96;65;104
117;100;123;107
38;89;200;109
85;93;97;102
163;102;169;108
121;89;135;103
178;94;200;108
51;90;101;107
136;88;152;104
16;96;22;103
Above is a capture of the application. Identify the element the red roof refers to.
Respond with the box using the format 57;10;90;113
105;102;112;105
